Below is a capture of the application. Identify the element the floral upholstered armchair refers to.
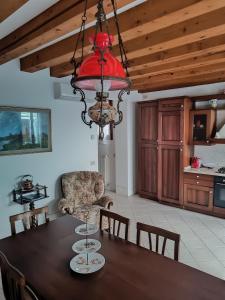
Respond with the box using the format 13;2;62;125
58;171;113;224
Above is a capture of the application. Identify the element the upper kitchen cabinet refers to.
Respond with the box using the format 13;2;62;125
158;98;192;147
137;101;158;144
189;109;216;145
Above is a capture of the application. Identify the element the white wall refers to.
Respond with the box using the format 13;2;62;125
115;91;142;196
0;60;98;238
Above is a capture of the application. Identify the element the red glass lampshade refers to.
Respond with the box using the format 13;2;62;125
74;32;130;91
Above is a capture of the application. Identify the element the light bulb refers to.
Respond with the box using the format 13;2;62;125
94;79;111;92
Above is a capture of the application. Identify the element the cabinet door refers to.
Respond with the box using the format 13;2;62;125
158;145;183;205
159;98;184;111
184;184;213;212
158;111;183;145
137;102;158;144
138;144;157;199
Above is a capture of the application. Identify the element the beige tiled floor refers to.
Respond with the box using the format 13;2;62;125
1;193;225;298
110;193;225;280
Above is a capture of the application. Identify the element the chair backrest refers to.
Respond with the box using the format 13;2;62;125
100;209;129;241
10;206;49;236
0;251;38;300
136;222;180;261
61;171;105;207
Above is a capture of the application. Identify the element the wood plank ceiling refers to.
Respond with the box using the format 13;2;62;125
0;0;28;22
1;0;225;93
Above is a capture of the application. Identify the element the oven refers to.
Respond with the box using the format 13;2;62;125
214;176;225;208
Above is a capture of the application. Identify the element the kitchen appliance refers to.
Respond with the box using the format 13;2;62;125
214;176;225;208
217;167;225;174
20;174;33;191
191;157;201;168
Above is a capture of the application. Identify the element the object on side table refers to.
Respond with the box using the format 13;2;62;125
58;171;113;226
12;176;49;227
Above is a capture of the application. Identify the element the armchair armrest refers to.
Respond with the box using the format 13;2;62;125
94;195;113;209
58;198;74;214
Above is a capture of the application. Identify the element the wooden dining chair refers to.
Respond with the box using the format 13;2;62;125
10;206;49;236
100;209;130;240
136;222;180;261
0;250;39;300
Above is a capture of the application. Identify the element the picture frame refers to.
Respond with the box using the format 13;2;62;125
0;106;52;156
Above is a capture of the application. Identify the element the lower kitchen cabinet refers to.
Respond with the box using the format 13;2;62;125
183;183;213;212
138;144;157;199
158;145;183;205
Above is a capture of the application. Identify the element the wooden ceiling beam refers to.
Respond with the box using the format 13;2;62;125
20;0;225;72
119;7;225;62
0;0;133;65
50;35;225;78
134;71;225;93
130;51;225;79
132;61;225;86
0;0;28;22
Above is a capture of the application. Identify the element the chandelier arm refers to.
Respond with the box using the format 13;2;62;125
73;87;93;128
114;89;130;126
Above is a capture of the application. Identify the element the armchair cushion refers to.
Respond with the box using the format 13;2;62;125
93;195;113;209
58;171;113;226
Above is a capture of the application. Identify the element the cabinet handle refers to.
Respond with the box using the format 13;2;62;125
180;148;183;152
196;181;199;184
209;191;213;194
196;175;199;178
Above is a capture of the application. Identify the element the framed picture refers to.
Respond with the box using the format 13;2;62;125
0;106;52;156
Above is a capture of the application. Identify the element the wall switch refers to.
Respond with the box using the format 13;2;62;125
90;134;95;140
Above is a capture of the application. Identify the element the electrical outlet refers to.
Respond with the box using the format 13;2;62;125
90;161;95;166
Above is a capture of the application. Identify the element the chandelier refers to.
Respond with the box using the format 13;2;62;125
70;0;131;139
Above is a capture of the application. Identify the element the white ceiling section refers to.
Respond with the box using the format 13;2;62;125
0;0;60;38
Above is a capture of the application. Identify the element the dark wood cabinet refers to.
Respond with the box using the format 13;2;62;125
137;101;158;199
137;97;191;205
158;145;183;205
158;111;182;145
183;173;214;212
189;109;216;144
137;101;158;144
157;98;191;205
138;144;157;199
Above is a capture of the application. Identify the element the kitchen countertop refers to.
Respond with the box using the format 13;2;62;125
184;166;225;177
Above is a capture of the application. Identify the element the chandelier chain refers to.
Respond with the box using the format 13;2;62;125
71;0;88;72
110;0;129;77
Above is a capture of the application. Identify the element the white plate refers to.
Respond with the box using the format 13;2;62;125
70;253;105;274
72;239;101;254
75;223;98;236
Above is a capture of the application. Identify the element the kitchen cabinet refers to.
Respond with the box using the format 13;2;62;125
157;98;191;205
138;144;157;199
137;101;158;144
137;101;158;199
137;97;191;205
183;173;214;212
189;109;216;145
158;145;183;205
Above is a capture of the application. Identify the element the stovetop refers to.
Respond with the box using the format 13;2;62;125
217;167;225;174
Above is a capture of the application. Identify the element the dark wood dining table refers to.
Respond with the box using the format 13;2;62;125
0;215;225;300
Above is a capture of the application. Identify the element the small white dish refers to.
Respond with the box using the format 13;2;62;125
75;223;98;236
72;239;101;254
70;253;105;274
